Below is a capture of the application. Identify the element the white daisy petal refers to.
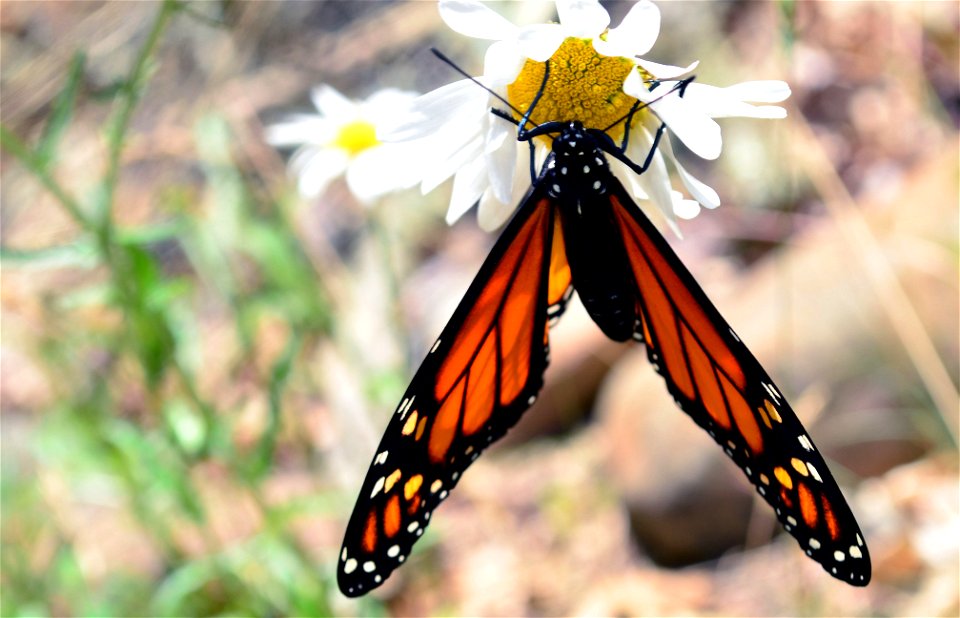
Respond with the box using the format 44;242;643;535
634;58;699;79
713;102;787;119
378;79;484;141
363;89;420;120
609;157;649;201
447;154;489;224
290;148;349;198
265;116;334;147
439;0;519;40
477;188;515;231
311;85;355;119
662;137;720;209
596;0;660;57
422;134;484;195
557;0;610;39
627;123;675;224
625;72;721;160
609;157;681;237
484;40;527;86
723;80;792;103
517;24;566;63
672;190;702;220
346;144;421;204
684;83;787;119
485;117;517;204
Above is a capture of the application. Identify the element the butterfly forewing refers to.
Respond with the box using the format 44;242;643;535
337;188;570;597
607;184;871;586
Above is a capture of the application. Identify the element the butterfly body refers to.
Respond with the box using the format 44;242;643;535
546;122;637;341
338;121;870;597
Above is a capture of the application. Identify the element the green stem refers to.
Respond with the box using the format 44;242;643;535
98;0;178;229
0;126;90;229
93;0;179;289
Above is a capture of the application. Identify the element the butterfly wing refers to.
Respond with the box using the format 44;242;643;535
337;187;571;597
607;181;871;586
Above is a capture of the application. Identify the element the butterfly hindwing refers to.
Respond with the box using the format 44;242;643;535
607;181;871;586
337;188;570;597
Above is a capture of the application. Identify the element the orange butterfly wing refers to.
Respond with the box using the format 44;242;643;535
608;184;871;586
337;189;570;596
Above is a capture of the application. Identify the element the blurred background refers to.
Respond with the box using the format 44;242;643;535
1;1;957;616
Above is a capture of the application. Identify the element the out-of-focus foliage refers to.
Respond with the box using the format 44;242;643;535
1;2;957;616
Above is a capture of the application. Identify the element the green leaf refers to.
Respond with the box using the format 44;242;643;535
163;398;206;457
0;241;98;269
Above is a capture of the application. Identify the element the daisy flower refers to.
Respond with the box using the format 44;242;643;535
381;0;791;232
266;85;428;204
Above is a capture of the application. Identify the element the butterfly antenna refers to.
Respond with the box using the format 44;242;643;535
430;48;526;121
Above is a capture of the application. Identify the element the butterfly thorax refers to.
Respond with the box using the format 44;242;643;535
542;122;637;342
543;122;612;202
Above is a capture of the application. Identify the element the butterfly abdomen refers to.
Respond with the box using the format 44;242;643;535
546;124;637;342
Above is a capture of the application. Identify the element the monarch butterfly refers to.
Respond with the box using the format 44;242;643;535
337;59;870;597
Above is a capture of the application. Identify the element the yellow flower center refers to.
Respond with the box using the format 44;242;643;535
332;119;379;156
507;37;649;144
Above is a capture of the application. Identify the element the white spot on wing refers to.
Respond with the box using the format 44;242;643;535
387;545;400;558
798;435;814;452
850;546;863;559
809;538;821;550
833;550;845;562
344;558;358;574
430;339;441;354
363;560;376;573
763;381;782;402
807;462;823;482
407;521;419;532
370;477;385;498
